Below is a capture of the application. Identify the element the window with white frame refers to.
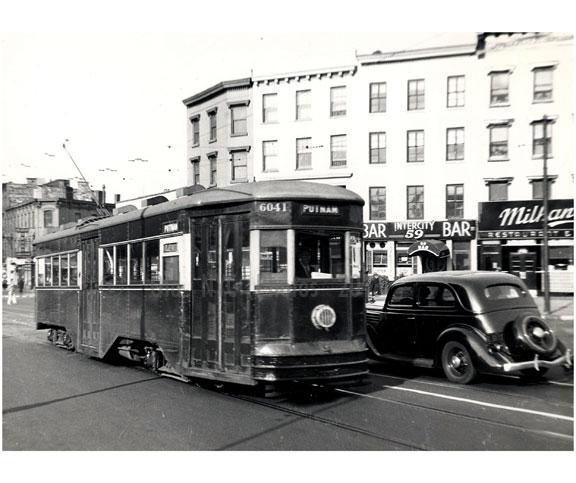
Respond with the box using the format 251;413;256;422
446;184;464;219
532;120;553;158
369;82;386;113
208;110;217;142
447;75;465;108
487;181;509;201
230;104;248;136
490;71;510;106
407;79;425;110
369;187;386;220
369;132;386;164
36;252;79;287
407;185;424;220
296;138;312;170
263;140;278;172
330;86;346;117
533;67;554;102
231;150;248;181
330;135;347;167
407;130;424;163
262;93;278;123
446;127;464;161
190;116;200;145
489;124;510;160
191;158;200;185
296;90;311;120
209;154;217;186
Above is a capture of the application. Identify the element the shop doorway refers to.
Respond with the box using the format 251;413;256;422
508;249;539;290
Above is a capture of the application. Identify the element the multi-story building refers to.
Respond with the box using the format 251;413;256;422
2;178;113;286
182;78;253;188
184;33;574;293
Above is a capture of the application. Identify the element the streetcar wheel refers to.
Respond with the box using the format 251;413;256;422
441;341;477;384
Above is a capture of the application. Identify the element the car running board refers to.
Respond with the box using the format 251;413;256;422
375;352;435;369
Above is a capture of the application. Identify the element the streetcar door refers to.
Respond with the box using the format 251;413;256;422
190;216;251;374
221;216;251;374
80;237;100;353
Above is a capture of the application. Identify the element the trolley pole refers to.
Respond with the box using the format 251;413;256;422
541;116;551;315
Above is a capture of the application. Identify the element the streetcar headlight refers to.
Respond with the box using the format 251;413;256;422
311;305;337;330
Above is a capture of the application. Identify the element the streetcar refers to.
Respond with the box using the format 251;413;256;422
33;181;368;388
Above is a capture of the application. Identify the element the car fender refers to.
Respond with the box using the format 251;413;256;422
435;325;509;372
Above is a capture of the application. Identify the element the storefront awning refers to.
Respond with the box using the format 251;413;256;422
407;240;450;258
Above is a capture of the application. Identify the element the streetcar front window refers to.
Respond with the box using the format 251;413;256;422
295;231;345;280
260;230;287;283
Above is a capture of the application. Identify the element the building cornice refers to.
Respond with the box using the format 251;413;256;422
253;65;357;86
357;43;477;65
182;78;252;107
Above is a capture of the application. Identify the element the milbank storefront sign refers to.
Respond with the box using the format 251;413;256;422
364;219;477;241
478;199;574;239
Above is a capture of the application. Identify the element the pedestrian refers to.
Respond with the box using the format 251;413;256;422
18;277;25;295
7;269;17;305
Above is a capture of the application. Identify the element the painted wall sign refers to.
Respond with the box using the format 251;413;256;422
478;199;574;239
364;219;476;241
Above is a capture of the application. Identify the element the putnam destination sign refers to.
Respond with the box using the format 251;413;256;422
364;219;476;241
478;199;574;239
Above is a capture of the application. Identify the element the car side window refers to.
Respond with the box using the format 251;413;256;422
417;284;457;308
388;284;415;306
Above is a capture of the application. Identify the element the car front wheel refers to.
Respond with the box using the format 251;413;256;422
441;341;478;384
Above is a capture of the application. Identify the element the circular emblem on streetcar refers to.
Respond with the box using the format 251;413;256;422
311;304;337;330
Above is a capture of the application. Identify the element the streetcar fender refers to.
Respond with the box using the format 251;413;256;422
435;325;509;373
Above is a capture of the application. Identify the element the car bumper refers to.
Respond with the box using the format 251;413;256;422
501;349;573;373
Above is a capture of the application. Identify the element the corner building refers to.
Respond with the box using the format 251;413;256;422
184;33;574;292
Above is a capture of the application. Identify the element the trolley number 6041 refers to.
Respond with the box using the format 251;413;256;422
258;202;287;213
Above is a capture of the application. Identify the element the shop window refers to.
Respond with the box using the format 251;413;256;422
259;230;287;284
452;241;471;270
373;250;388;268
549;246;573;270
395;242;415;270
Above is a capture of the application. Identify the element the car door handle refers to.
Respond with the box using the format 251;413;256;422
407;316;416;320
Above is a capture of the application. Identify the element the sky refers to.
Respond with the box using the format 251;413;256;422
0;30;477;202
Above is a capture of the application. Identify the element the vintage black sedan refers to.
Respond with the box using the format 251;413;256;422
366;271;573;384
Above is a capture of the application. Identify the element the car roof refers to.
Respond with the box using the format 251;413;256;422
393;271;524;288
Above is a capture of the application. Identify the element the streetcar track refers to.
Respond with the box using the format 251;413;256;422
220;391;427;450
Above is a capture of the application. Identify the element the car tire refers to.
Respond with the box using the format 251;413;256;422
512;316;557;355
441;340;477;384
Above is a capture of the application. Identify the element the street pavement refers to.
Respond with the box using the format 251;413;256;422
2;293;574;451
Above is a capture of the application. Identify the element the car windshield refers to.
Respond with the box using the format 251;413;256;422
484;284;525;300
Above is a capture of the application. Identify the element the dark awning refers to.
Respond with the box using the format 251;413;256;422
407;240;450;258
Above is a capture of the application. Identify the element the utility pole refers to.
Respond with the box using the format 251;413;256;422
541;115;551;315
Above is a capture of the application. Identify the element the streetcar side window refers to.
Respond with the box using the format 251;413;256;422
144;240;161;284
61;254;69;286
45;257;52;286
130;242;143;284
161;241;179;284
103;247;114;285
116;244;128;285
260;230;287;283
52;255;60;286
350;233;363;279
36;258;45;286
69;253;78;285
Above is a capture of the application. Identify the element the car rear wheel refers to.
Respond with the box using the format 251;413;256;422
441;341;477;384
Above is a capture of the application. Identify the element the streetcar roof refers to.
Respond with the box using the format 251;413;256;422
34;180;364;244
